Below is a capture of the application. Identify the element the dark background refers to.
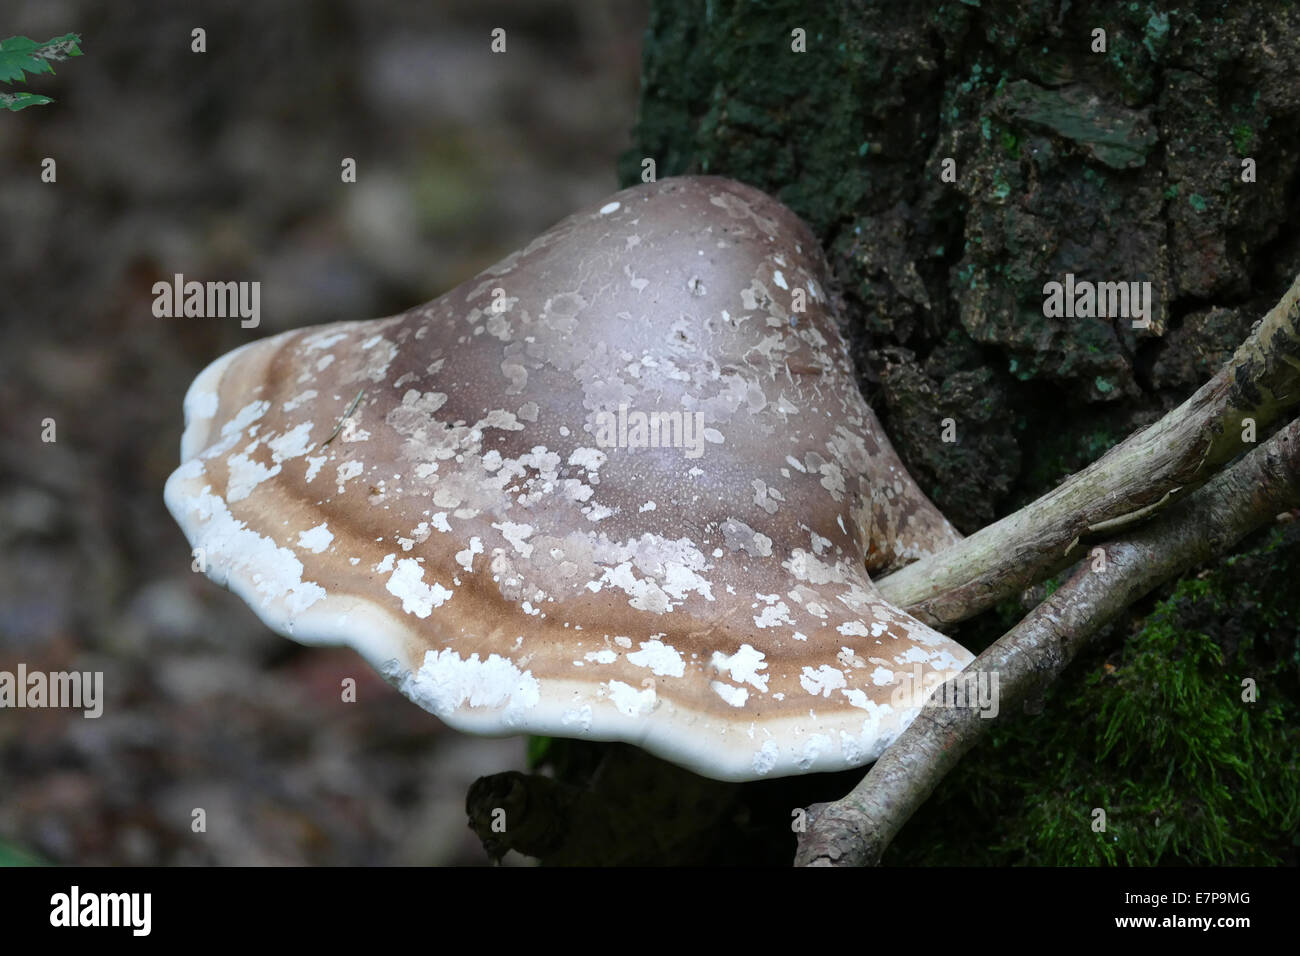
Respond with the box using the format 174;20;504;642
0;0;646;866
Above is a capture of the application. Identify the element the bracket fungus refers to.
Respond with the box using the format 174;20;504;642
165;176;974;781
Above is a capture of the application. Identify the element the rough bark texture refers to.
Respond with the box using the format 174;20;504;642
795;415;1300;866
878;271;1300;626
620;0;1300;533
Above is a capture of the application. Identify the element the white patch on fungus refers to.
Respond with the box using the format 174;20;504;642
226;453;281;502
605;680;656;717
842;688;893;720
600;562;670;613
297;523;333;554
840;732;869;765
168;486;325;617
800;665;847;698
339;417;370;442
493;521;534;557
928;650;968;671
710;681;749;708
336;460;364;490
204;401;271;460
752;740;780;776
660;562;714;602
282;389;317;413
405;648;540;723
626;640;686;678
189;391;219;420
385;558;453;618
796;734;832;771
561;705;593;732
568;447;607;472
269;422;315;460
455;536;483;571
711;644;769;692
476;409;524;432
303;330;347;351
753;600;794;629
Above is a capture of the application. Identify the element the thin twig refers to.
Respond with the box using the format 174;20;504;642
877;271;1300;628
795;415;1300;867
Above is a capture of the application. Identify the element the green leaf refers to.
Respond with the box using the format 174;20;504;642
0;839;45;866
0;90;53;111
0;33;83;85
525;735;553;768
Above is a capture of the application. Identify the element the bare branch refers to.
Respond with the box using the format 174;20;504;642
796;415;1300;867
877;272;1300;627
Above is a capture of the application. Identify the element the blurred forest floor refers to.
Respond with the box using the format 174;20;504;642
0;0;646;865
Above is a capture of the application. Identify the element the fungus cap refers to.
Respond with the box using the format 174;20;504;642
165;176;972;781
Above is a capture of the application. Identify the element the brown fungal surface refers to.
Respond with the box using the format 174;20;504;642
165;176;973;781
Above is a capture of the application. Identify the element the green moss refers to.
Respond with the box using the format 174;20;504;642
619;0;888;235
886;524;1300;865
1143;11;1171;60
1231;124;1254;154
